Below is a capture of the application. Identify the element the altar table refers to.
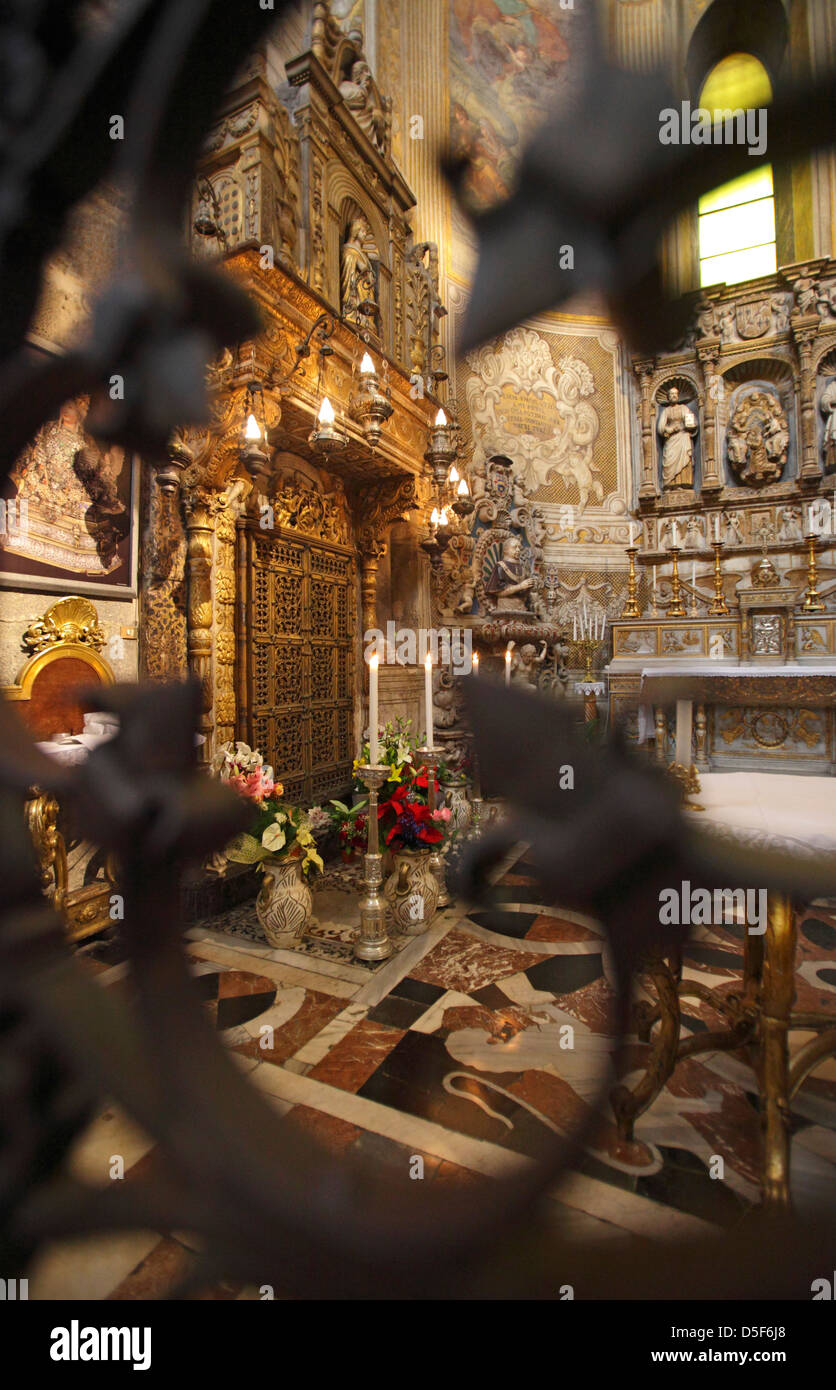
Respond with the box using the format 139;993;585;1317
639;665;836;775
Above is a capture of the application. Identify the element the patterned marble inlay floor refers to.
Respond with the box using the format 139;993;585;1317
35;851;836;1299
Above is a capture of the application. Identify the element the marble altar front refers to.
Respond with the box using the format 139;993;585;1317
608;617;836;775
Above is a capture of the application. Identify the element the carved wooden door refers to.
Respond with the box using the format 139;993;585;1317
242;526;355;804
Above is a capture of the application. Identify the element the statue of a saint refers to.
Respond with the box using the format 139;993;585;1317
339;61;387;152
821;380;836;472
341;217;377;327
658;387;698;488
485;535;534;611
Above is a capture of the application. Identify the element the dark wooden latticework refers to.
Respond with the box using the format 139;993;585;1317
239;521;356;802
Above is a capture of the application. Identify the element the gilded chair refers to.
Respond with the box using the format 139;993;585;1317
3;596;119;941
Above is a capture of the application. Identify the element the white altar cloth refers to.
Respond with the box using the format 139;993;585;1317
685;772;836;856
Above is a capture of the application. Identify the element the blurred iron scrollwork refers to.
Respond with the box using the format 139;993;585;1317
1;0;836;1300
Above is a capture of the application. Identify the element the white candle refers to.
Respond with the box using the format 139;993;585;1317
692;562;696;587
601;613;606;640
808;503;815;535
368;654;379;765
653;567;657;593
505;647;512;686
715;515;720;543
472;651;479;677
671;521;679;547
630;523;636;546
573;614;577;641
424;652;434;749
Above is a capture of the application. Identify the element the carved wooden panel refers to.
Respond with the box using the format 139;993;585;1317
243;525;355;804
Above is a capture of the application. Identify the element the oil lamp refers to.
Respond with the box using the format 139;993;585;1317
452;475;474;518
309;393;347;456
348;350;393;447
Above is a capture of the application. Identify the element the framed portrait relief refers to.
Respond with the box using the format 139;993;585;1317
0;392;139;598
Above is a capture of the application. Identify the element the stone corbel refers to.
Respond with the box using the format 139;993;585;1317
696;338;722;491
791;312;822;485
633;357;657;501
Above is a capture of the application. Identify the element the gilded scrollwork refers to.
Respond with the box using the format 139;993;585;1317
22;596;105;655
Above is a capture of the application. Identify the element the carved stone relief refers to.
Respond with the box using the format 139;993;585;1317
725;387;789;487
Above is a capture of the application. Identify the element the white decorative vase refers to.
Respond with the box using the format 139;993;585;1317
256;858;313;946
442;780;472;832
383;848;439;935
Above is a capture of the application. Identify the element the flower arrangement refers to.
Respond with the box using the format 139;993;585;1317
353;716;417;802
326;798;369;859
211;741;323;876
377;767;450;852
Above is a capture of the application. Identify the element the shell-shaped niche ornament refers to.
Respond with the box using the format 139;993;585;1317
22;597;106;655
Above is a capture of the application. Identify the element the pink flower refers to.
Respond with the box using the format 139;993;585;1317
229;769;275;804
431;807;452;823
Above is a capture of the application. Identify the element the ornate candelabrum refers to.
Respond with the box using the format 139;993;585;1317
802;533;826;613
417;745;451;908
708;541;730;616
354;764;393;962
622;545;641;619
667;545;686;618
573;637;599;683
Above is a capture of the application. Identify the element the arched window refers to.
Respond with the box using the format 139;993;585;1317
698;53;776;287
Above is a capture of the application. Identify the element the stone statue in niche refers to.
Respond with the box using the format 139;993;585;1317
339;60;388;153
341;216;378;327
726;389;789;487
484;534;535;612
658;386;698;489
723;510;745;546
821;379;836;473
777;506;802;542
684;515;704;549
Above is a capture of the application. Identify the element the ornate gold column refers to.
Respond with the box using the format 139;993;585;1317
358;540;385;637
634;357;657;500
142;442;189;681
696;338;722;490
182;487;219;766
792;312;822;483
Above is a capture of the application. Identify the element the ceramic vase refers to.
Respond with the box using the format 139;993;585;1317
383;847;439;935
442;779;472;832
256;858;313;946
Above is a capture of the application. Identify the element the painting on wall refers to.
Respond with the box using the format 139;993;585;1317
0;393;138;597
449;0;579;214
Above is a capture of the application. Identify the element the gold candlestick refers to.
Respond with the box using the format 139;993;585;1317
667;545;686;618
417;746;451;907
622;545;641;618
708;541;729;616
354;764;393;961
573;637;598;682
803;534;826;612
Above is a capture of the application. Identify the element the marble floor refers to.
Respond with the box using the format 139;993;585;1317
28;847;836;1299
